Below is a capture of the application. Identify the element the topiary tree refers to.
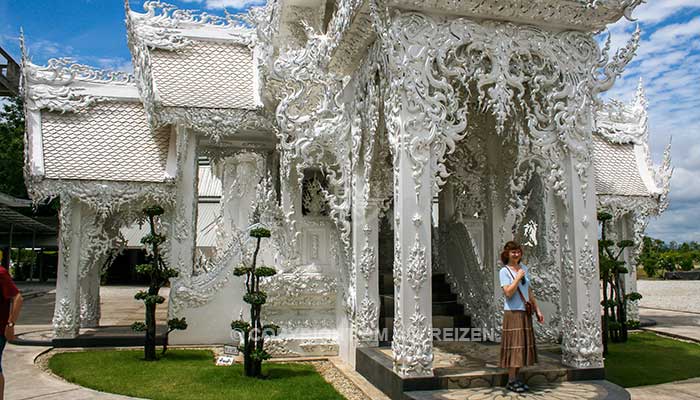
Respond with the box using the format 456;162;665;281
131;205;187;361
230;225;279;377
598;211;642;354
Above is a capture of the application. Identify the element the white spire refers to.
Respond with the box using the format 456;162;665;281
632;77;648;111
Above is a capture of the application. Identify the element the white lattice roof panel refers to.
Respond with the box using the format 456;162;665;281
593;134;651;197
41;102;171;182
150;41;257;109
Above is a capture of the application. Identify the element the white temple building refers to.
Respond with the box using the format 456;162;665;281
21;0;671;385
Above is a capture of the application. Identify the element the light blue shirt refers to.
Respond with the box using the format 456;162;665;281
499;264;530;311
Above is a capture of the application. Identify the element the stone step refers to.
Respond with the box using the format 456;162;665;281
433;301;464;317
432;288;457;302
380;315;456;329
380;297;466;318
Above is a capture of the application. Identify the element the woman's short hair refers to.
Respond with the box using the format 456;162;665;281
500;241;523;265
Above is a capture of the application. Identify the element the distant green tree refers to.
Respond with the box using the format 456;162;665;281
638;236;663;277
639;236;700;276
131;205;187;361
0;96;27;198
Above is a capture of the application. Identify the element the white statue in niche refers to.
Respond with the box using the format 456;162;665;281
302;175;329;217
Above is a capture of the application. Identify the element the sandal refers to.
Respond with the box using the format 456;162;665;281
514;380;530;391
506;381;525;393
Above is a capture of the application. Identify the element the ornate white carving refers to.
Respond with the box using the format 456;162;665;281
391;305;433;377
579;235;597;288
28;180;176;217
356;291;378;344
368;10;639;208
265;338;339;357
156;108;273;142
53;298;78;338
561;308;604;368
127;1;254;50
405;235;427;294
262;273;337;308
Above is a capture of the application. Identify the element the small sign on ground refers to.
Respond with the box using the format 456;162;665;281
216;356;235;366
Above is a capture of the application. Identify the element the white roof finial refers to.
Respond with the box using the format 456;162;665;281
633;76;647;111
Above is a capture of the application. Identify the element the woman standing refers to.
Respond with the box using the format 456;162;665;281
498;241;544;393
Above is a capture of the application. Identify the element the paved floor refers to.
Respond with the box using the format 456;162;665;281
638;280;700;313
639;307;700;342
627;377;700;400
14;285;169;339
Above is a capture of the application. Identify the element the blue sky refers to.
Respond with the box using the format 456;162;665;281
1;1;698;243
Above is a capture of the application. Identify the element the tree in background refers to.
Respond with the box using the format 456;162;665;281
598;212;643;354
639;236;700;277
131;205;187;360
0;96;26;198
230;225;279;378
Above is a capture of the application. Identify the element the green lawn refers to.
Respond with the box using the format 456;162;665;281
605;331;700;387
48;349;345;400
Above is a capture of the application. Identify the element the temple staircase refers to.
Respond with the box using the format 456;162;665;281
378;271;471;344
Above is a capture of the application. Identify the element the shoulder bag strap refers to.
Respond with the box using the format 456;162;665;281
506;267;528;305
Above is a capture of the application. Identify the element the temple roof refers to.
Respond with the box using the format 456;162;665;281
40;102;172;182
593;133;656;197
150;41;257;110
21;51;176;185
126;1;262;125
593;80;672;214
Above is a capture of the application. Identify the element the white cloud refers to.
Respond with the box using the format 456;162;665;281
630;0;700;25
92;57;134;74
203;0;266;9
651;16;700;41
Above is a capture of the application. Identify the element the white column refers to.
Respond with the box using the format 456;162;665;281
79;262;101;328
353;177;380;351
559;155;604;369
168;126;199;318
390;107;434;377
53;198;83;339
620;213;639;322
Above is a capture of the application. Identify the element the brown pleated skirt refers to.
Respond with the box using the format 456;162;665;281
499;310;537;368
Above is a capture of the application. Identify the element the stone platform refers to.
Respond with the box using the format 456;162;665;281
356;342;624;400
406;381;629;400
14;324;167;347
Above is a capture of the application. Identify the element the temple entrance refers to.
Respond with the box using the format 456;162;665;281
377;206;473;344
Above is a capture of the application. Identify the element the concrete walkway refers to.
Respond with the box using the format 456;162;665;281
639;307;700;342
628;377;700;400
4;344;140;399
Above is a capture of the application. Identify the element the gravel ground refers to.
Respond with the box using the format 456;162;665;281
310;361;370;400
638;280;700;313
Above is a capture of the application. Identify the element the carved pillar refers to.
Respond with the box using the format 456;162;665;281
168;126;199;318
79;262;101;328
353;181;380;350
77;213;115;329
620;213;639;322
559;155;604;369
389;107;434;378
53;197;83;339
